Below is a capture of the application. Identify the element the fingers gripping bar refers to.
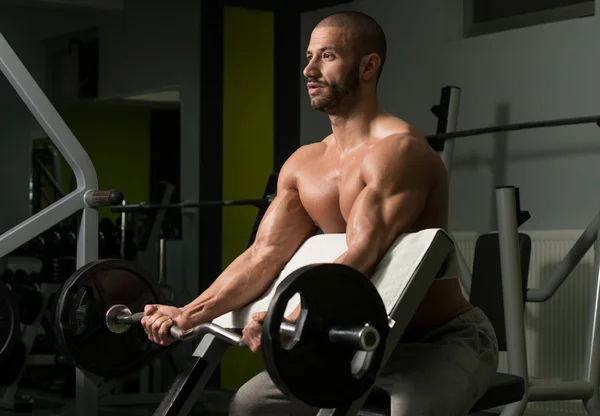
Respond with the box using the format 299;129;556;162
105;304;381;351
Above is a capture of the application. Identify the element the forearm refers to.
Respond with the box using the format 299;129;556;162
333;244;381;278
182;245;286;324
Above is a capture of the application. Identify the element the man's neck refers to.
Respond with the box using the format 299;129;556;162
328;95;384;153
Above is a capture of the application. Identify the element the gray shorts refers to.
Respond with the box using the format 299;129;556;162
229;307;499;416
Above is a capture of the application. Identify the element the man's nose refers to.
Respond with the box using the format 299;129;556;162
303;59;320;80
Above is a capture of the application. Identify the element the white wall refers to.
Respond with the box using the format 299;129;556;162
301;0;600;232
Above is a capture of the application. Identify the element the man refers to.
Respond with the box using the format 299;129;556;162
141;11;499;416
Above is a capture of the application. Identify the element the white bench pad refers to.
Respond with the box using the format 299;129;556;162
212;228;447;329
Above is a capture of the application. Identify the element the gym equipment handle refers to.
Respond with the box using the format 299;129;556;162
114;309;380;351
85;190;125;207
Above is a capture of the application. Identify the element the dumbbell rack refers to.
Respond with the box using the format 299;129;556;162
0;276;62;411
0;206;185;413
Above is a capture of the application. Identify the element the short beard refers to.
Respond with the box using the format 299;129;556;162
310;64;361;112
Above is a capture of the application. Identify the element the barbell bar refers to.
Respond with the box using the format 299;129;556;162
105;304;381;351
427;114;600;145
110;194;276;213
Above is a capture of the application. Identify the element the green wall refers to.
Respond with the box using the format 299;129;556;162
35;103;151;220
220;6;274;390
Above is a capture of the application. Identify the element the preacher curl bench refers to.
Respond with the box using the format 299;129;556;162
152;229;525;416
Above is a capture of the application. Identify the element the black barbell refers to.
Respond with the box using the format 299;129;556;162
104;304;381;352
52;259;389;408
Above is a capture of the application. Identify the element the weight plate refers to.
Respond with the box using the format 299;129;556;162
0;341;25;386
0;281;20;365
54;259;166;378
262;263;389;409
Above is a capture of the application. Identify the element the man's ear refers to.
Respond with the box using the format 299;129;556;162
360;53;382;82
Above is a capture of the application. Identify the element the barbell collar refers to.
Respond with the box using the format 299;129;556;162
328;324;381;351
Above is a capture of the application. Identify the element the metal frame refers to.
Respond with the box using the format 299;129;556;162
490;187;600;415
0;32;117;416
157;230;455;416
436;83;600;415
440;86;461;181
434;86;474;294
155;335;231;416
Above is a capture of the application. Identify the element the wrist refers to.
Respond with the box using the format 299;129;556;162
180;304;204;326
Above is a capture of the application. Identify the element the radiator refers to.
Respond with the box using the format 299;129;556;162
452;230;597;415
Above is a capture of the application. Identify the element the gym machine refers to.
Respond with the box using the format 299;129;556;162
431;85;600;415
0;31;124;415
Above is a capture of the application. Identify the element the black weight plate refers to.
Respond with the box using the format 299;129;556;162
0;281;20;366
262;263;389;409
0;341;25;386
54;259;166;378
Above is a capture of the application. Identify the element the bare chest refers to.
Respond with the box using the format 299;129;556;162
295;156;365;233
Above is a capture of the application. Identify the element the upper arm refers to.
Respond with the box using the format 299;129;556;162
346;135;436;253
251;147;318;261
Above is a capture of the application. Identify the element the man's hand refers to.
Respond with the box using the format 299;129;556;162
242;312;267;352
141;304;196;346
242;310;300;353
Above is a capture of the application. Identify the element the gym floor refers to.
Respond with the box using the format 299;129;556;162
0;388;232;416
0;409;227;416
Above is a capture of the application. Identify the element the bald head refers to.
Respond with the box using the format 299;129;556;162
315;11;387;82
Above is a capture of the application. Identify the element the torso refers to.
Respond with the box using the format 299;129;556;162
294;115;472;334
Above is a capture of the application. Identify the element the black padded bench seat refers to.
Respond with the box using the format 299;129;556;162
469;372;525;413
357;372;525;416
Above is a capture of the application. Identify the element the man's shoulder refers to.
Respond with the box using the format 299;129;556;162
363;125;441;182
370;128;433;162
288;138;329;164
279;139;328;179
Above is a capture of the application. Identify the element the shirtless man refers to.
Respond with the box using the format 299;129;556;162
141;11;499;416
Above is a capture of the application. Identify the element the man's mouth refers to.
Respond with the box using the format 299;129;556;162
307;83;325;94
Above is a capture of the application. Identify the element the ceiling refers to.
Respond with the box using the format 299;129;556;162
0;0;353;12
222;0;354;12
0;0;123;10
